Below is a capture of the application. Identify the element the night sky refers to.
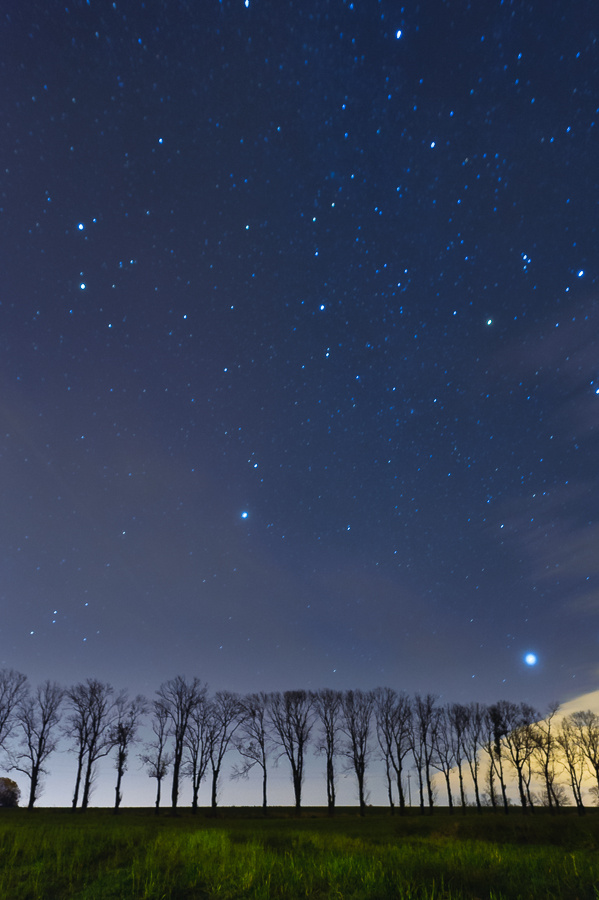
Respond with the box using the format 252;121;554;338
2;0;598;716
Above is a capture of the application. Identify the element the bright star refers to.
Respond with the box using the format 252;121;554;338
524;653;537;666
487;318;492;325
78;223;84;230
241;511;248;519
578;270;584;277
396;30;402;38
80;282;86;290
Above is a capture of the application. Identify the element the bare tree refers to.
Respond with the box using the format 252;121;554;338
374;687;412;815
501;702;540;812
312;689;343;815
63;683;91;811
207;691;243;810
411;694;438;815
522;752;536;809
462;702;486;811
569;710;599;794
482;761;496;807
340;689;375;816
431;706;455;814
484;703;510;814
532;702;562;813
447;703;469;812
139;701;173;814
232;692;272;812
268;690;314;813
156;676;204;811
182;686;210;814
0;670;28;751
65;679;120;810
374;687;396;813
557;715;586;814
373;688;412;815
10;681;63;810
109;694;147;813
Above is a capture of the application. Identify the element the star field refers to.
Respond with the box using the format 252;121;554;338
0;0;597;711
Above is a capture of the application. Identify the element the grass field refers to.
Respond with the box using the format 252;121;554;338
1;806;598;899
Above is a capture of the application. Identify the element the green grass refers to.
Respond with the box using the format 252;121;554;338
0;807;598;899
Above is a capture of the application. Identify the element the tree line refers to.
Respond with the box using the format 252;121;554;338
0;669;597;816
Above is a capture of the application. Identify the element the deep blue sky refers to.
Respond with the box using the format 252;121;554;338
1;0;597;710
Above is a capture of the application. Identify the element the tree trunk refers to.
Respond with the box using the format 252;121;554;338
425;763;434;814
547;787;556;814
516;768;528;812
81;754;94;810
326;756;335;815
385;759;395;815
114;767;123;813
155;777;162;814
357;768;366;817
262;765;268;812
211;767;219;809
72;752;84;811
417;765;425;815
472;769;482;812
171;754;181;810
396;765;406;814
28;766;39;810
444;772;453;814
292;767;302;813
457;760;466;814
499;776;509;814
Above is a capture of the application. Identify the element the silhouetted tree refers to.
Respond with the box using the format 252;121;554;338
532;702;562;813
312;688;343;815
431;706;455;813
447;703;470;812
374;687;396;813
341;689;375;817
462;702;486;811
269;690;314;813
482;761;498;807
109;693;147;813
63;684;90;811
233;692;272;812
65;679;120;810
373;688;412;814
156;676;204;811
558;714;587;813
0;670;28;751
207;691;243;810
9;681;63;810
484;703;510;814
182;684;210;813
501;701;540;812
139;701;173;814
411;694;438;815
0;777;20;807
569;710;599;793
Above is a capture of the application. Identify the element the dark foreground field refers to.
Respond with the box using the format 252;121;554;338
1;806;598;900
